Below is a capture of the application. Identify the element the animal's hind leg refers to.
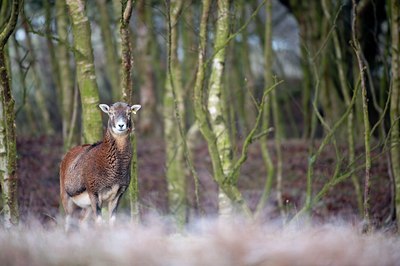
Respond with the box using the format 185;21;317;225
63;196;80;232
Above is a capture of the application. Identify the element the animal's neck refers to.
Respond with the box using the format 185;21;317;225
104;130;131;152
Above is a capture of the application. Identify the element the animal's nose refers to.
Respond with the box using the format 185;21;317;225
118;124;125;129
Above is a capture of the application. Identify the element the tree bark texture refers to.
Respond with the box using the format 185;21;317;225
120;0;133;104
193;0;251;217
164;0;187;225
351;0;372;232
390;0;400;229
207;0;236;217
120;0;140;222
0;0;21;228
66;0;102;144
321;0;363;215
257;0;274;215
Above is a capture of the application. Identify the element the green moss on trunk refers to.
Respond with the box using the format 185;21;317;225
66;0;102;144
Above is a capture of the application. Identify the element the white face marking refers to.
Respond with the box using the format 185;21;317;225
112;117;128;134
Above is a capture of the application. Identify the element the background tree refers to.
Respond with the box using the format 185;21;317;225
390;0;400;229
65;0;102;144
95;0;120;101
136;0;158;136
119;0;140;222
164;0;187;225
0;0;22;228
3;0;400;230
22;14;54;134
207;0;236;217
56;0;77;151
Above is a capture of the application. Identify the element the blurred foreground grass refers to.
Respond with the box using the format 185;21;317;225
0;216;399;266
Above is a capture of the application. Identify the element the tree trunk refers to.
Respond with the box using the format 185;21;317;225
390;0;400;229
95;0;120;101
321;0;363;215
351;0;372;232
257;0;275;215
119;0;140;223
66;0;102;144
136;0;157;136
207;0;237;217
0;0;21;228
164;0;187;225
56;0;77;150
193;0;251;217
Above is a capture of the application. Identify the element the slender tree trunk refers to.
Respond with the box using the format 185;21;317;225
321;0;363;215
164;0;187;225
95;0;120;101
351;0;372;232
390;0;400;229
56;0;77;150
66;0;102;144
194;0;251;217
0;0;21;228
119;0;140;223
207;0;236;217
137;0;157;135
257;0;274;215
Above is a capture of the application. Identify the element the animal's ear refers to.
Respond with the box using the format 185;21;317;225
99;104;110;114
131;105;141;114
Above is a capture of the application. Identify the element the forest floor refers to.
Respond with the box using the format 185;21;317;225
16;135;392;229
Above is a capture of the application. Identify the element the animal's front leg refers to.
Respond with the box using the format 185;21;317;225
89;193;103;227
108;187;125;227
79;207;92;229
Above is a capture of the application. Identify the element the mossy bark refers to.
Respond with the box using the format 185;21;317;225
321;0;363;215
193;0;251;217
389;0;400;229
351;0;372;232
164;0;187;225
257;0;274;215
66;0;102;144
0;0;21;228
119;0;140;223
207;0;236;217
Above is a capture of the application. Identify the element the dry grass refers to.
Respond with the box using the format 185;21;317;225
0;216;399;266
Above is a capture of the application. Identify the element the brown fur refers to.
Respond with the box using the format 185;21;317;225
59;102;140;230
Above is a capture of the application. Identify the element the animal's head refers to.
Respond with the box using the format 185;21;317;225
99;102;141;136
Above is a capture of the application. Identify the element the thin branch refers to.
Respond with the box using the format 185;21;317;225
230;80;283;184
